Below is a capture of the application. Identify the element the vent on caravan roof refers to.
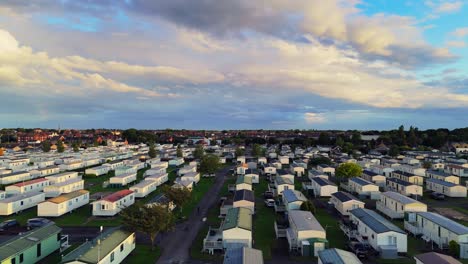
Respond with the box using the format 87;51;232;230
27;237;39;242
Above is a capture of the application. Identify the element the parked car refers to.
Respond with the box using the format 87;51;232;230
263;191;274;199
0;219;19;232
347;241;371;258
27;218;53;229
264;199;275;207
431;192;445;200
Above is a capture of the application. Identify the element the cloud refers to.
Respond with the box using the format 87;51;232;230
450;27;468;38
304;113;325;124
446;40;466;48
425;1;463;13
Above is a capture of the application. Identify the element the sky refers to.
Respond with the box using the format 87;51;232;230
0;0;467;130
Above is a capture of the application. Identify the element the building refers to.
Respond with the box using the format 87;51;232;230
180;171;201;184
405;212;468;258
349;208;407;254
233;189;255;213
386;178;423;197
348;177;380;196
425;178;467;198
178;164;197;176
286;210;327;256
236;176;253;191
376;191;427;219
5;177;50;194
426;170;460;184
274;176;294;196
0;171;31;185
414;252;462;264
282;189;307;212
169;157;184;167
244;169;259;184
38;190;89;217
145;172;169;186
361;170;386;187
91;190;135;216
31;166;60;178
146;193;175;211
85;165;110;176
222;207;253;249
330;191;365;216
0;223;62;264
261;164;276;176
43;176;84;197
308;169;329;180
317;164;335;176
109;173;137;187
223;247;264;264
129;180;157;198
390;170;424;185
318;248;363;264
290;164;305;177
0;191;46;215
310;177;338;197
62;228;135;264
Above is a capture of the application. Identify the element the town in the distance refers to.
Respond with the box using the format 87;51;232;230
0;127;467;264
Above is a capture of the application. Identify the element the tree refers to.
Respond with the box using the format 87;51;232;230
161;185;191;213
335;163;362;182
422;161;432;169
318;132;331;145
57;139;65;153
41;140;51;152
148;141;157;158
252;144;263;157
408;126;418;147
351;132;361;144
200;154;221;175
300;200;316;214
72;143;79;152
235;147;245;157
176;145;183;157
309;157;332;167
193;145;205;159
120;203;174;251
389;145;400;157
335;137;345;147
449;240;460;258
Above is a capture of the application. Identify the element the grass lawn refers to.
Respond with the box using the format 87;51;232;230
313;206;347;250
180;177;216;219
252;178;276;260
122;244;161;264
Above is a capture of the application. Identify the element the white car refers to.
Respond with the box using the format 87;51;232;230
264;199;275;207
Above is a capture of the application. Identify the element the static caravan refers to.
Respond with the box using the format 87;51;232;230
386;178;423;197
290;164;305;177
109;172;137;187
390;170;424;186
245;169;259;184
173;178;194;191
103;160;125;170
37;190;89;217
62;228;136;264
257;157;267;165
233;189;255;213
85;165;110;176
445;164;468;177
397;164;426;177
414;252;462;264
262;164;277;176
31;166;60;178
308;169;328;180
181;171;200;184
330;191;365;216
46;171;79;184
310;177;338;197
115;166;137;176
144;167;166;176
348;177;380;196
169;157;184;167
0;224;61;264
222;207;252;249
0;171;31;185
0;191;5;200
236;164;248;175
318;248;362;264
5;177;50;194
425;170;460;184
282;189;307;212
129;180;157;198
377;191;427;219
59;161;84;171
405;212;468;258
287;210;327;257
236;156;246;164
149;161;168;169
146;193;176;211
145;172;169;186
317;164;335;176
362;170;386;187
92;190;135;216
236;176;253;191
426;178;467;198
43;176;84;197
224;247;264;264
279;156;290;165
0;192;45;215
274;176;294;196
178;165;197;176
349;208;407;254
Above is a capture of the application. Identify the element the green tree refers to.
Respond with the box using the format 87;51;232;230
342;142;354;154
252;144;263;157
235;147;245;157
422;161;432;169
161;185;191;213
335;136;345;147
176;145;183;157
351;132;361;144
148;141;157;158
57;139;65;153
300;200;316;214
335;163;363;182
309;157;332;167
449;240;460;258
389;145;400;157
72;143;79;152
193;145;205;159
200;154;221;176
41;140;51;152
93;138;99;147
120;203;174;251
408;126;418;147
318;132;331;145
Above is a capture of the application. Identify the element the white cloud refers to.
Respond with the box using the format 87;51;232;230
447;40;466;48
304;113;326;124
425;1;463;13
450;27;468;38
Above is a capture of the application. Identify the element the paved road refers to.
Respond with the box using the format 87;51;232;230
156;166;232;264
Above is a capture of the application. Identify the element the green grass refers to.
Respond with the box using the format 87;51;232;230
313;206;347;250
122;244;161;264
252;178;276;260
180;177;216;218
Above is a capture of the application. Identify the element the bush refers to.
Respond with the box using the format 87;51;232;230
449;240;460;258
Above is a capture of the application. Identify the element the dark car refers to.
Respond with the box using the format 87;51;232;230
27;218;52;229
347;241;371;258
431;192;445;200
263;191;274;199
0;219;19;231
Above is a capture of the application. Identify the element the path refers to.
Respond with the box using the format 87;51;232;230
156;165;232;264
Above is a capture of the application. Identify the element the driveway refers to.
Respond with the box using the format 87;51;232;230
156;165;233;264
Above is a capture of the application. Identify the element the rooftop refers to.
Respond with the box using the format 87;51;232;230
11;177;48;187
350;208;405;234
234;189;255;203
414;252;462;264
289;210;324;232
312;177;336;187
283;189;307;203
349;177;374;186
416;212;468;235
331;191;362;203
101;190;133;203
222;207;252;231
223;247;264;264
426;178;459;187
47;190;89;204
318;248;362;264
381;191;424;205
